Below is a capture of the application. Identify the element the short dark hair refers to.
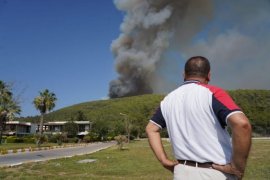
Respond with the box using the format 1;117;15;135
184;56;210;78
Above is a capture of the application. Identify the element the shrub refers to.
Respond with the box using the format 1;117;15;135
107;136;114;141
66;137;79;143
90;133;100;142
35;134;48;146
23;137;36;143
6;136;16;143
1;149;8;155
83;132;100;142
129;135;135;141
14;138;24;143
49;133;68;145
6;136;24;143
114;135;127;150
1;136;7;143
83;135;91;143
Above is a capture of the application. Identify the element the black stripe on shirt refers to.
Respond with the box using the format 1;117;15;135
150;106;166;128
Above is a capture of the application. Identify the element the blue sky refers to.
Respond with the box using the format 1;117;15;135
1;0;270;117
0;0;122;116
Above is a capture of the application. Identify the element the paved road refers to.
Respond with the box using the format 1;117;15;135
0;142;115;167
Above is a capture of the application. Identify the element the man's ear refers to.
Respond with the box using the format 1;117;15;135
207;72;211;82
183;72;186;81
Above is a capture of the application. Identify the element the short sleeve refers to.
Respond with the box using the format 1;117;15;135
150;106;166;129
212;89;242;128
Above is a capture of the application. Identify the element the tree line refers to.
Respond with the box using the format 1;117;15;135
2;79;269;140
228;89;270;136
18;90;270;137
0;80;57;145
0;81;21;143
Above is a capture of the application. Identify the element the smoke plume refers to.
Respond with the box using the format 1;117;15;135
183;0;270;89
109;0;270;98
109;0;213;98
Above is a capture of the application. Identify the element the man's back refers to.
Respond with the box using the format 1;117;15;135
146;56;251;179
161;80;238;164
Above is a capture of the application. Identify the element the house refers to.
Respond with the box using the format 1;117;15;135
4;121;91;136
41;121;91;136
4;121;37;136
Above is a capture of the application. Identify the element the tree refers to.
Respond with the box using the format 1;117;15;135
75;110;87;121
91;119;110;141
33;89;57;136
0;81;21;144
64;121;79;138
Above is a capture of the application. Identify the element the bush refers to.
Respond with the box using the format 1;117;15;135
49;133;67;145
6;136;15;143
129;135;135;141
83;132;100;142
4;136;36;144
114;135;127;150
23;137;36;143
35;134;48;146
1;149;8;155
107;136;114;141
1;136;7;143
48;134;59;143
66;137;79;143
6;136;24;143
83;135;91;143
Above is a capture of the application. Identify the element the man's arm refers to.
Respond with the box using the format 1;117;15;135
213;113;252;179
146;122;178;172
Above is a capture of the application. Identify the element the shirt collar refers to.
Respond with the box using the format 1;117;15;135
183;80;200;84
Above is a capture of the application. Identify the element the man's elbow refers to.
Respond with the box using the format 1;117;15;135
237;118;251;130
239;120;252;135
232;117;252;135
229;113;252;135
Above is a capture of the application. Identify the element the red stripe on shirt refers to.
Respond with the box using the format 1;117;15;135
198;83;240;110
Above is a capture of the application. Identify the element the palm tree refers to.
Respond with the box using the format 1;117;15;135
33;89;57;135
0;80;21;144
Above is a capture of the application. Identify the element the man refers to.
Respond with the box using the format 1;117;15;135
146;56;252;180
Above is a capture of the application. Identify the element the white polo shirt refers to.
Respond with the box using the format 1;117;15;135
150;80;243;165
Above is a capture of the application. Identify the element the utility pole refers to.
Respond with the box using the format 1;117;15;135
120;112;131;143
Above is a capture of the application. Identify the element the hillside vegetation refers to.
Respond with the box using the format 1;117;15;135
19;90;270;137
229;90;270;135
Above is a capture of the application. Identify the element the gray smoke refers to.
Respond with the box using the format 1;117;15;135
109;0;213;98
183;0;270;89
109;0;270;98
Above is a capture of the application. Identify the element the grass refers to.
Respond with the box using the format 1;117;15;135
0;140;173;180
0;139;269;180
244;139;270;180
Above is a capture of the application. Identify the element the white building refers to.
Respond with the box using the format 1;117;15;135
4;121;37;136
41;121;91;136
4;121;91;136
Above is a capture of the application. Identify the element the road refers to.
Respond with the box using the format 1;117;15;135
0;142;116;167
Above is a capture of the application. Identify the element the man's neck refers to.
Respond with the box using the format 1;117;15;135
185;77;209;84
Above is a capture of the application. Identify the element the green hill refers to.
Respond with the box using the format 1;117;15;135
19;94;164;138
22;94;163;122
229;89;270;135
19;90;270;136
